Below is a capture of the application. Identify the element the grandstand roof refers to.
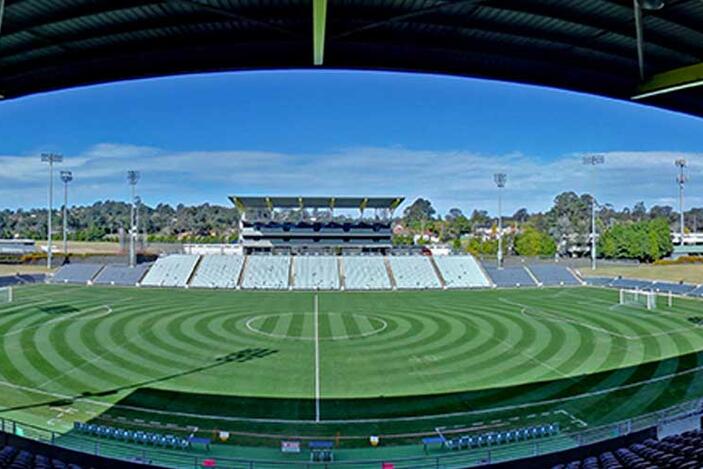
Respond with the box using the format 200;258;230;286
230;196;404;210
2;1;703;117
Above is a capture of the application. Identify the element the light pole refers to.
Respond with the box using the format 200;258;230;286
127;170;140;267
60;171;73;257
41;153;63;269
676;159;687;246
582;155;605;270
494;173;507;269
134;195;142;255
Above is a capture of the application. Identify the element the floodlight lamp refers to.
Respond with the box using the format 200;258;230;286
60;171;73;183
127;170;140;185
494;173;507;188
582;155;605;165
41;153;63;163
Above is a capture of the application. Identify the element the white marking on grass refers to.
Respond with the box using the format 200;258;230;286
244;312;387;341
1;357;702;426
314;293;321;423
499;297;697;341
2;305;113;338
34;326;143;391
555;409;588;428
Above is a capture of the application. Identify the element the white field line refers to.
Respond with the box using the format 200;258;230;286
2;356;703;426
499;297;698;341
314;293;321;423
555;409;588;428
0;287;86;314
472;304;577;383
2;305;113;338
499;298;662;362
34;326;146;391
244;312;387;341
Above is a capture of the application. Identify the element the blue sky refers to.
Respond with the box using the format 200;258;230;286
0;70;701;215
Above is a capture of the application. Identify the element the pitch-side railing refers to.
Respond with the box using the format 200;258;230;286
0;398;701;468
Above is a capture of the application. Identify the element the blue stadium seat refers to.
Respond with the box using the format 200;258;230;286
483;265;536;287
528;264;581;286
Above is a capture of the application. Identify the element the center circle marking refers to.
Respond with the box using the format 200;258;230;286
245;312;388;341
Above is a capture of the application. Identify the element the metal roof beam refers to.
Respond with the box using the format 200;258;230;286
334;0;483;40
632;61;703;99
0;0;5;37
313;0;326;65
171;0;298;37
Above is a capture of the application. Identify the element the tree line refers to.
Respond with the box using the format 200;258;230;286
400;192;694;261
0;191;695;262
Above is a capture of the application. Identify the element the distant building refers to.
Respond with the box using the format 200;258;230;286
0;239;36;255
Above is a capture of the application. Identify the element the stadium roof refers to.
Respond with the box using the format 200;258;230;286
1;1;703;117
230;196;404;210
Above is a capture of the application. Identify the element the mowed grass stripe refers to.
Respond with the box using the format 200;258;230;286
341;312;362;338
2;285;703;432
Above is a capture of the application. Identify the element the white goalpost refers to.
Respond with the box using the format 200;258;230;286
0;287;13;304
619;288;657;310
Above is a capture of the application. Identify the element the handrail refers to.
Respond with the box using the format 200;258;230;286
1;397;701;468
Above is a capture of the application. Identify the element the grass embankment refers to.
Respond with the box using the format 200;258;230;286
581;263;703;284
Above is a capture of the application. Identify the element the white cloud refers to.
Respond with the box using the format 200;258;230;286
0;144;701;214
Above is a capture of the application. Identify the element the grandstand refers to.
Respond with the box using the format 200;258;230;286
528;264;581;286
140;255;199;288
433;255;491;288
51;263;103;284
93;263;151;286
189;255;244;289
483;265;537;287
610;277;656;291
293;255;339;290
342;256;391;290
241;255;290;290
230;196;403;255
651;281;697;295
690;286;703;298
388;255;442;289
550;431;703;469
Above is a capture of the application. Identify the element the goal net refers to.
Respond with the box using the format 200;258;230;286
619;288;656;310
0;287;13;305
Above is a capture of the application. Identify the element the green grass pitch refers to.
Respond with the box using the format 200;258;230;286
1;284;703;447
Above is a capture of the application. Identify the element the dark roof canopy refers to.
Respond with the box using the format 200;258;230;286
230;196;404;210
1;1;703;117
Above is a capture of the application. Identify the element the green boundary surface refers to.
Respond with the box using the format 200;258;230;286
0;284;702;448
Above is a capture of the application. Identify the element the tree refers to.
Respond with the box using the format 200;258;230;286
402;198;436;228
469;209;491;230
632;201;647;221
598;218;672;262
514;227;557;256
512;208;530;223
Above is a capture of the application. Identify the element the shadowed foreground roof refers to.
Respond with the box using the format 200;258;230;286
1;1;702;117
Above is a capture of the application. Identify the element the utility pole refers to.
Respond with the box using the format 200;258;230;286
676;159;687;246
41;153;63;269
582;155;605;270
60;171;73;257
494;173;507;269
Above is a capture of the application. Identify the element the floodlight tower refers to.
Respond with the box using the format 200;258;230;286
127;170;140;268
41;153;63;269
676;159;687;246
60;171;73;256
582;155;605;270
494;173;507;269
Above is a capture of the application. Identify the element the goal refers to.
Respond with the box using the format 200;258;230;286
0;287;13;305
619;288;656;310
